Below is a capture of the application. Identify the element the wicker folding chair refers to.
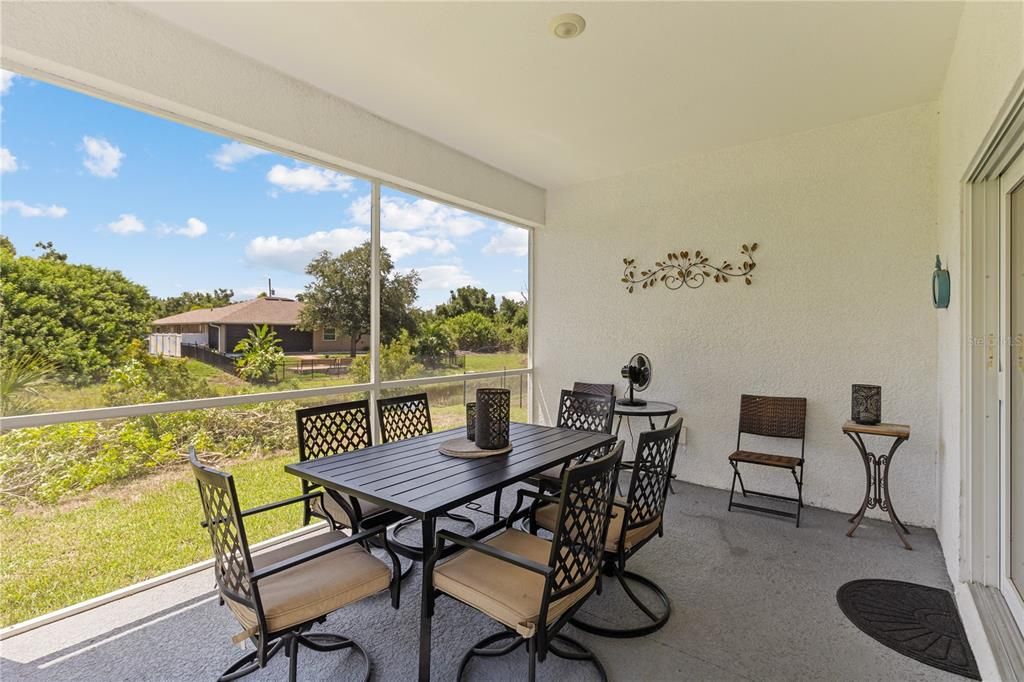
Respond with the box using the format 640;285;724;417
376;393;477;554
532;419;682;637
425;442;624;681
189;450;400;682
295;399;405;533
727;394;808;526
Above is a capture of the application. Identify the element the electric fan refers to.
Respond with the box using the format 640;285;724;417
619;353;652;406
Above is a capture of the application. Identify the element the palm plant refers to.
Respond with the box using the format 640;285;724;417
233;324;284;383
1;352;58;415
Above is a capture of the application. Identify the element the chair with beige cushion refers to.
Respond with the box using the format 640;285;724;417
295;399;407;533
190;450;400;682
425;441;624;681
530;388;617;490
532;419;681;638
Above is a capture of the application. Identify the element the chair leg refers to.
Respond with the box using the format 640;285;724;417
527;636;537;682
793;466;804;528
570;568;671;638
548;634;608;681
492;488;503;523
728;463;739;511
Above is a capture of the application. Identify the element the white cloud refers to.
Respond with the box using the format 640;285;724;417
266;164;353;194
0;148;17;174
107;213;145;234
483;226;529;257
1;200;68;219
349;193;487;238
498;291;527;303
81;136;124;178
210;141;270;171
1;70;16;95
176;219;207;240
244;227;369;273
381;231;455;260
412;264;478;291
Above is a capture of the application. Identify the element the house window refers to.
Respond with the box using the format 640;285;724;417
323;328;337;341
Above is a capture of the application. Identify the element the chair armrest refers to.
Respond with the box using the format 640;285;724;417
432;529;552;577
200;491;323;528
505;488;561;528
251;525;387;581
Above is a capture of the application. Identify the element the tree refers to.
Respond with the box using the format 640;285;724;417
298;241;419;356
233;324;284;383
0;247;155;385
497;295;528;328
412;319;455;365
155;289;234;318
435;286;497;319
445;312;500;351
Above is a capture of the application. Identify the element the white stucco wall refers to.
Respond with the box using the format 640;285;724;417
935;1;1024;583
536;104;940;527
0;1;545;227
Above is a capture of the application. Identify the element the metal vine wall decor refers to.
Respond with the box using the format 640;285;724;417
622;243;758;293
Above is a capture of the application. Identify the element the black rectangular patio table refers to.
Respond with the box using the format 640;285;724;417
284;421;616;681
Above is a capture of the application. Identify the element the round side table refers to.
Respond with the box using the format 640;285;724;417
614;400;680;493
842;420;912;550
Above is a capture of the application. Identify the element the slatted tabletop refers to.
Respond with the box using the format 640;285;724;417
285;422;615;519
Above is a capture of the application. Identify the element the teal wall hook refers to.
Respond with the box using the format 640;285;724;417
932;255;950;309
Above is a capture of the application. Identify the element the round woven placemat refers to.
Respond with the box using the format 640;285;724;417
439;437;513;458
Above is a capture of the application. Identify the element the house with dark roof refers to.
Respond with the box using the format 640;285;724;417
150;297;366;354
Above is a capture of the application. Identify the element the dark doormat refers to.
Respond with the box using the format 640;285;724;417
837;579;980;680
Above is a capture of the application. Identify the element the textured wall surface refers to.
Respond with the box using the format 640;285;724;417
935;1;1024;582
0;1;545;227
536;104;940;527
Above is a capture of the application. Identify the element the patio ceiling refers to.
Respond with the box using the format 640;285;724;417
136;1;964;188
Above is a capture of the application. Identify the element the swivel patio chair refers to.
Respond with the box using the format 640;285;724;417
376;393;477;553
532;419;682;637
493;388;616;524
189;450;400;682
530;388;617;490
295;399;406;533
425;441;624;681
727;394;808;527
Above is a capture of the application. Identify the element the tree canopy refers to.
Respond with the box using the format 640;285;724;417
435;286;497;319
0;246;155;385
156;289;234;319
297;241;419;355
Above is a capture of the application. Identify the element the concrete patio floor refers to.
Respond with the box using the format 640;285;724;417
1;482;962;681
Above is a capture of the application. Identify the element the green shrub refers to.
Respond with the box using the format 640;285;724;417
102;341;210;406
445;312;500;351
233;325;284;383
412;319;455;365
349;331;425;383
0;352;58;416
0;402;296;505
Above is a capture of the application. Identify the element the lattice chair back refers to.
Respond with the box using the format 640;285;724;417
296;400;373;462
556;389;616;434
738;394;807;442
571;382;615;397
625;419;682;530
377;393;433;443
189;449;256;610
547;441;623;599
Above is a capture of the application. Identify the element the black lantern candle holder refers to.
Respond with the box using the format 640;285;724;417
465;402;476;440
474;388;510;450
851;384;882;425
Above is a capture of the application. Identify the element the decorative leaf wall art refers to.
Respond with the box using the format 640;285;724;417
622;243;758;293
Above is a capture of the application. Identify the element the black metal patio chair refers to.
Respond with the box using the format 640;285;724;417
532;419;682;637
425;441;624;681
727;394;808;526
189;450;400;682
295;399;406;533
376;393;478;553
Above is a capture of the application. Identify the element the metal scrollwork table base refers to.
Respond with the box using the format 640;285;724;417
843;420;912;550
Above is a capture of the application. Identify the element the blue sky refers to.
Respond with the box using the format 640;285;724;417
0;71;528;309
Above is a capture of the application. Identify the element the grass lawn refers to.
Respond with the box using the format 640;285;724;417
0;453;299;628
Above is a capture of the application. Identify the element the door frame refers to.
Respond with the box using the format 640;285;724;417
963;71;1024;592
998;152;1024;626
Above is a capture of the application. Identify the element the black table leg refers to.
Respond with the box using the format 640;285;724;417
418;514;436;681
845;432;911;550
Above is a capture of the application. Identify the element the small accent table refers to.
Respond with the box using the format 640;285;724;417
615;400;680;493
843;420;912;550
